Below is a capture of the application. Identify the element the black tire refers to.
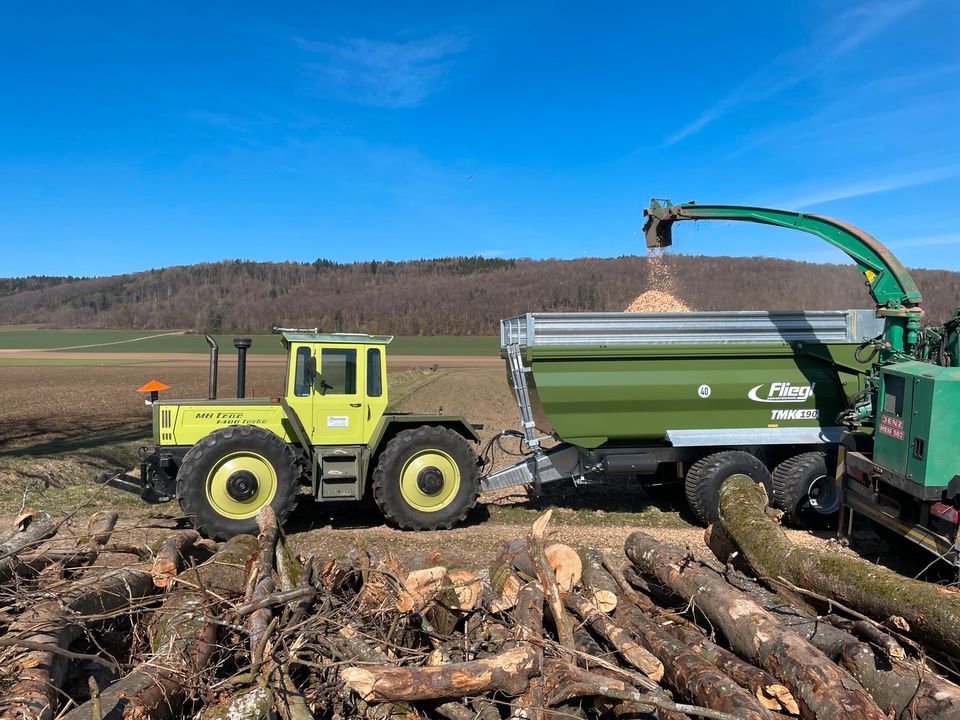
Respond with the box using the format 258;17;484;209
772;451;839;529
684;450;771;525
372;426;480;530
177;425;299;540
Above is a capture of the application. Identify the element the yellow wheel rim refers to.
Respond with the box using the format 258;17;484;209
205;451;278;520
399;449;461;512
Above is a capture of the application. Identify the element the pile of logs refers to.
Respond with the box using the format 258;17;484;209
2;481;960;720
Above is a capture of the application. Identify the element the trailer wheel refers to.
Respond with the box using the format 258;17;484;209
772;451;839;528
177;426;300;540
685;450;771;525
372;426;479;530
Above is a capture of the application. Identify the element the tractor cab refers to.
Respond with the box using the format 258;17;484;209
280;331;392;447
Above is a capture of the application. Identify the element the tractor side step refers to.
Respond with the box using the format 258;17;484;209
315;447;367;501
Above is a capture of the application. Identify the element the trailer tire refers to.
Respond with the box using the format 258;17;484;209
177;425;300;541
372;426;479;531
685;450;771;525
772;451;839;528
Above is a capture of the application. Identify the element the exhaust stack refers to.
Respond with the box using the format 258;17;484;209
234;337;252;398
204;333;219;400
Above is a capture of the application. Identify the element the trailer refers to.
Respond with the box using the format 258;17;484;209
483;309;882;524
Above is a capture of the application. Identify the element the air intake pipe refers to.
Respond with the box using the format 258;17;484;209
204;333;219;400
234;337;252;398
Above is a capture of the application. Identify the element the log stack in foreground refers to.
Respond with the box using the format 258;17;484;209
1;497;959;719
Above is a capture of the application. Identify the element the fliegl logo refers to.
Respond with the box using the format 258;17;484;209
748;381;816;404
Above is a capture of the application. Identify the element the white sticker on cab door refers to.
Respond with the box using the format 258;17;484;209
327;416;349;428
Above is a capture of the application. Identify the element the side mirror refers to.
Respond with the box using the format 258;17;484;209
306;356;317;385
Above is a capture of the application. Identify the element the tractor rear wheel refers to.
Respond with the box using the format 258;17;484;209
372;426;480;530
685;450;771;525
772;451;839;528
177;425;300;540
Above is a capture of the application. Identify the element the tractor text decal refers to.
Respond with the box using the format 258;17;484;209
748;382;815;403
193;412;269;426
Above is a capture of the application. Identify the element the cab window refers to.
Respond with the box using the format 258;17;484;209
367;348;382;397
321;348;356;394
293;347;312;397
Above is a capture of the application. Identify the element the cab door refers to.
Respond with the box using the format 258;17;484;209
312;344;365;445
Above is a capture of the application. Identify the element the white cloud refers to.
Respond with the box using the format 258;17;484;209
888;232;960;249
296;34;467;108
777;162;960;209
665;0;923;145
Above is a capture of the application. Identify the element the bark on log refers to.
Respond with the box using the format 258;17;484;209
719;474;960;659
489;548;524;612
578;547;618;612
1;564;156;720
31;511;119;581
528;511;576;651
614;601;775;720
150;529;199;588
661;621;798;714
199;686;270;720
0;510;56;583
724;567;960;720
625;530;886;720
511;581;544;644
822;614;906;660
571;629;684;720
59;534;260;720
563;593;664;680
249;506;279;667
509;583;546;719
341;645;541;702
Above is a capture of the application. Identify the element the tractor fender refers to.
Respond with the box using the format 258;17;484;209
367;414;481;457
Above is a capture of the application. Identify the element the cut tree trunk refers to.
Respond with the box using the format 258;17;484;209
718;473;960;659
60;534;260;720
563;593;664;680
249;506;279;668
578;547;618;612
660;621;798;714
499;537;583;592
150;529;199;588
723;567;960;720
341;645;541;702
613;601;775;720
625;530;886;720
528;511;576;651
0;510;56;583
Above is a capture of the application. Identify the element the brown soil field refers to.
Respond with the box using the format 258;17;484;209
0;357;926;577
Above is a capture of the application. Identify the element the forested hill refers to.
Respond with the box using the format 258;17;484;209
1;255;958;335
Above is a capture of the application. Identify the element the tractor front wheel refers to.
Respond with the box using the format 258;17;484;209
372;426;480;530
177;426;300;540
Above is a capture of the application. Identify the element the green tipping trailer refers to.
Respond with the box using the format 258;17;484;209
481;309;883;524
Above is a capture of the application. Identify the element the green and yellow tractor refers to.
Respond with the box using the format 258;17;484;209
128;330;481;539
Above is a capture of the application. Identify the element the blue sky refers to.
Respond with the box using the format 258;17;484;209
2;0;959;276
